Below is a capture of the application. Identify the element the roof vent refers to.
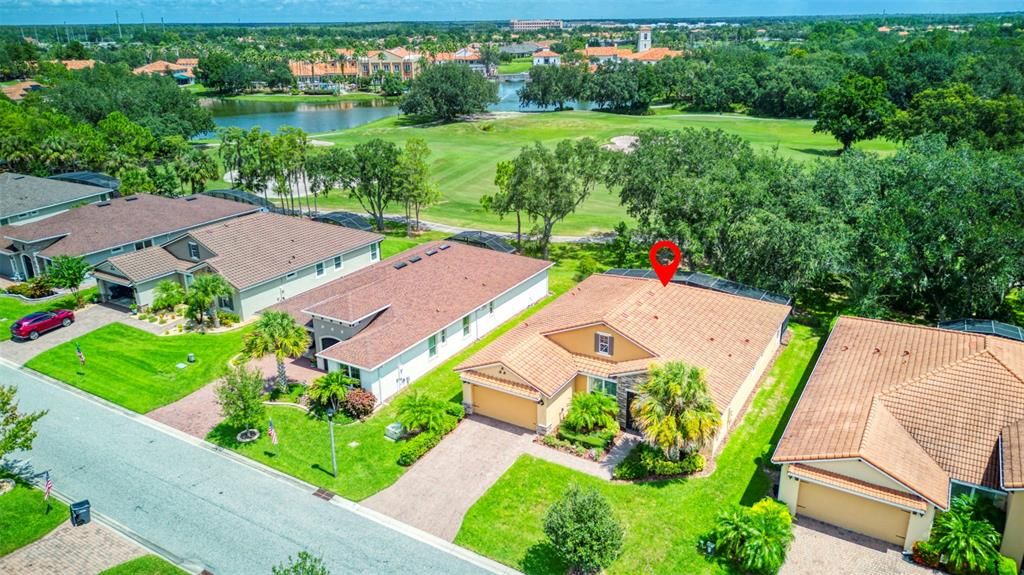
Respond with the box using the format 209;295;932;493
125;196;139;202
438;244;451;250
409;256;422;263
425;249;438;256
393;262;408;270
96;201;111;207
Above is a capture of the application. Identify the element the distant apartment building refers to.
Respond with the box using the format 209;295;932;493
510;19;564;32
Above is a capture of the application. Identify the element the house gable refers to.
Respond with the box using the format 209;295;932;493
544;322;654;363
162;234;216;263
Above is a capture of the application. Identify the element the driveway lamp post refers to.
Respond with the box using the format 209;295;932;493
326;407;338;479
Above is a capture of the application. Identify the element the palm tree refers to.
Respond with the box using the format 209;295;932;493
189;273;232;328
395;391;449;434
242;310;311;390
307;371;354;412
930;494;1002;574
218;127;245;186
630;361;721;460
563;392;617;433
176;147;219;194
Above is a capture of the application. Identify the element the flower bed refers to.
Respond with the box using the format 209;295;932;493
612;442;705;480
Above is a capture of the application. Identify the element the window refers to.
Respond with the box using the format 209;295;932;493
462;315;470;336
440;329;446;344
334;255;343;269
587;376;617;397
428;334;438;357
110;245;123;254
950;482;1008;512
595;332;614;356
218;295;234;311
286;271;297;280
488;301;494;315
338;364;361;380
315;262;325;277
187;241;200;260
134;239;153;251
370;243;379;261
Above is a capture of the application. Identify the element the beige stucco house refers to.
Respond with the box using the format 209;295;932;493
455;272;792;440
773;316;1024;564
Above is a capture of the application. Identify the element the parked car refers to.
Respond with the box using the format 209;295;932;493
10;310;75;341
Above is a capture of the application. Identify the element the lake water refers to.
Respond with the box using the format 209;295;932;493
204;80;594;135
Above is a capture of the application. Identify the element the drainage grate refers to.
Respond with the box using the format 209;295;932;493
313;488;335;501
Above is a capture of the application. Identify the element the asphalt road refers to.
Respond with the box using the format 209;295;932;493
1;362;510;575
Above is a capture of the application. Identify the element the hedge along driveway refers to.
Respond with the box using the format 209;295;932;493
25;323;250;413
454;323;824;575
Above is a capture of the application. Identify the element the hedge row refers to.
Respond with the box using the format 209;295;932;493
397;408;462;466
613;442;705;480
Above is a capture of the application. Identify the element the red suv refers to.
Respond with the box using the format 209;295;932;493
10;310;75;341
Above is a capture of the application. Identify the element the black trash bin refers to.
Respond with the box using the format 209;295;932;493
70;500;91;526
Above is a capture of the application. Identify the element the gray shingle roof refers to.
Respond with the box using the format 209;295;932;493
1;173;112;218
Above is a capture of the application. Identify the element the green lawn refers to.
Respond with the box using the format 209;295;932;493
189;84;393;103
0;288;96;342
207;253;579;501
0;475;68;557
312;111;896;235
498;58;534;74
454;323;824;575
99;555;188;575
379;229;450;259
25;323;249;413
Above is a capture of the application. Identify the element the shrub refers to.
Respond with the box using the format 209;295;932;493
6;276;54;298
563;392;618;434
558;422;618;450
543;484;624;575
215;365;266;432
342;388;377;419
396;391;450;433
574;255;600;281
152;279;185;312
997;556;1018;575
912;541;941;569
397;414;459;466
613;442;705;479
217;310;240;326
307;371;353;411
705;498;793;575
930;494;1003;575
272;550;330;575
443;402;465;419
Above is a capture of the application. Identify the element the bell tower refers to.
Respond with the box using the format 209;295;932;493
637;25;652;52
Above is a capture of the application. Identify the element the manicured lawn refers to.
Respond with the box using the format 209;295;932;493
498;57;534;74
99;555;188;575
0;475;68;557
454;323;824;575
25;323;249;413
208;257;580;501
380;229;449;259
312;111;895;235
0;288;96;342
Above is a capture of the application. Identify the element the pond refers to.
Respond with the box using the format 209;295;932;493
203;80;595;136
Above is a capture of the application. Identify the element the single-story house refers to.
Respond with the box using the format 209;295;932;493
533;49;562;67
0;193;256;281
1;172;116;227
93;212;383;318
269;241;551;403
500;42;544;57
454;272;792;439
773;316;1024;563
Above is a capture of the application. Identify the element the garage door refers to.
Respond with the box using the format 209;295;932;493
472;385;537;430
797;481;911;545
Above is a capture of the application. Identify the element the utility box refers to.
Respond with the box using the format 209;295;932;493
187;353;196;363
70;500;91;526
384;422;404;441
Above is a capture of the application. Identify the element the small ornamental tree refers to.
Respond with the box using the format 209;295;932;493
0;385;47;460
543;484;624;575
395;391;449;434
215;365;266;434
47;255;90;307
272;551;330;575
307;371;354;412
706;498;793;575
152;280;185;312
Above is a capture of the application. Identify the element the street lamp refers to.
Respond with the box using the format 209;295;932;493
326;407;338;479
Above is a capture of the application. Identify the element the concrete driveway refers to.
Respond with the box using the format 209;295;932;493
782;518;939;575
364;416;535;541
0;304;129;366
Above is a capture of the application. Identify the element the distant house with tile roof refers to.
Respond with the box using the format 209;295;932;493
0;193;256;282
270;240;550;403
93;212;383;318
533;49;561;67
133;60;194;85
2;80;43;101
455;272;791;437
59;59;96;70
578;26;683;65
773;316;1024;562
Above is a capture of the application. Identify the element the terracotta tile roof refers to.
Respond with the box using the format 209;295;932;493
60;59;96;70
788;464;929;512
623;47;685;61
184;212;382;290
0;194;258;259
105;245;194;283
533;50;560;58
457;274;792;404
288;59;358;77
268;241;551;370
133;60;187;75
774;316;1024;507
1003;420;1024;489
461;370;542;400
579;46;632;58
175;58;199;67
2;81;42;101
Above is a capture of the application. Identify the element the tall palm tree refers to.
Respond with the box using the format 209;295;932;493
176;147;219;194
630;361;721;460
242;310;311;390
189;273;232;328
218;127;245;186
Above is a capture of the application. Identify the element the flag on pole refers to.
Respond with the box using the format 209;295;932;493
268;419;278;445
44;472;53;501
75;342;86;366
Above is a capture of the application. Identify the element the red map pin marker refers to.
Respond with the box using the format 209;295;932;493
649;240;681;286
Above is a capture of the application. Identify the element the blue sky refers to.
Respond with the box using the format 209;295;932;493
1;1;1020;26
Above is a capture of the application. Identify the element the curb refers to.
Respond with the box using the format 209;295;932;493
5;360;521;575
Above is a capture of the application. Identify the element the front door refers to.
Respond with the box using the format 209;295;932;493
625;391;638;432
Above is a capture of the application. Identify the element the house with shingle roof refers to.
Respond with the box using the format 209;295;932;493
269;241;550;403
0;193;257;282
93;212;383;319
455;272;791;437
773;316;1024;562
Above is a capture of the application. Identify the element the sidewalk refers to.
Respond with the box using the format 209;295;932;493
0;521;144;575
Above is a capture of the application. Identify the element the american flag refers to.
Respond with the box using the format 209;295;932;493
75;343;86;366
268;419;278;445
44;472;53;501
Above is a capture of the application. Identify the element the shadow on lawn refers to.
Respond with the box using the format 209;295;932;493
521;542;567;575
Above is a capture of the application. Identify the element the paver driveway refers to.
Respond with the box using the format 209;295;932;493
0;304;127;366
364;416;535;541
782;518;939;575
